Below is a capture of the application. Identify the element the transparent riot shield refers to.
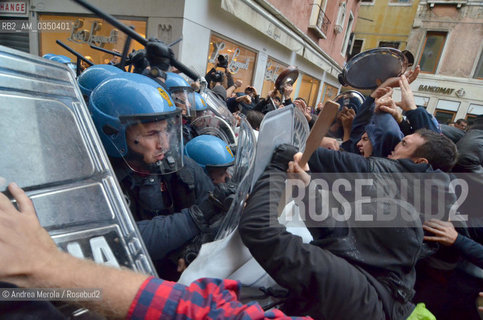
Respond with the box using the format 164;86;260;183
250;106;310;189
190;115;237;148
215;118;257;240
201;89;237;129
0;46;156;276
178;107;309;286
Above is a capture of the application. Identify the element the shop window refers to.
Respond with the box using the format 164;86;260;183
434;99;459;124
434;110;455;125
413;95;430;109
39;15;146;66
466;114;477;126
466;103;483;118
298;74;321;109
308;0;330;38
418;31;447;74
0;19;29;53
473;49;483;79
261;57;288;99
206;34;257;90
378;41;400;49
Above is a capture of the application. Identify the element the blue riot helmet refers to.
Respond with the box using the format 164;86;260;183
185;135;234;169
90;72;183;175
78;64;123;99
42;53;56;59
185;135;234;184
49;54;72;64
165;72;196;118
193;91;210;118
44;54;77;73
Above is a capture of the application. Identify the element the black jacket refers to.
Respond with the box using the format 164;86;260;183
113;157;214;261
239;148;456;320
453;129;483;173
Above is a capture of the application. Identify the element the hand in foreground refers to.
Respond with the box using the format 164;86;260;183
423;219;458;246
0;183;60;286
288;152;311;187
395;74;417;112
320;137;340;151
340;107;356;130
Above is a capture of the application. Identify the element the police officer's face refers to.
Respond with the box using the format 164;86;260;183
126;120;170;164
208;167;231;184
172;91;191;115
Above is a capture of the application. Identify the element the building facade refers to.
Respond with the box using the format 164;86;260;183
402;0;483;123
0;0;362;108
350;0;420;57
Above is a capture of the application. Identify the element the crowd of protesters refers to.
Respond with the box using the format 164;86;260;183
0;43;482;320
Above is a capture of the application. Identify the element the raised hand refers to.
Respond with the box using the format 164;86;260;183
395;74;417;112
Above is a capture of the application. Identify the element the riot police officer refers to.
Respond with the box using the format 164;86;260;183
185;135;235;184
77;64;123;101
89;72;224;279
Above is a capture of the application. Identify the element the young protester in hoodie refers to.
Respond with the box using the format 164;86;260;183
340;66;422;154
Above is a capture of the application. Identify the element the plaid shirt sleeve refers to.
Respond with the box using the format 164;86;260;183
127;276;312;320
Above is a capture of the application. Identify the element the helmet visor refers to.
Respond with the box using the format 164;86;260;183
170;87;196;118
120;113;184;175
202;90;237;129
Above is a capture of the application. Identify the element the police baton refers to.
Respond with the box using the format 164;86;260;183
71;0;200;81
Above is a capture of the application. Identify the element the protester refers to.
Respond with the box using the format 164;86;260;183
239;125;459;319
454;118;468;131
227;86;260;114
254;89;282;114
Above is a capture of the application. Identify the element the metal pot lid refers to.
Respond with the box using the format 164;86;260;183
339;48;408;89
275;66;299;91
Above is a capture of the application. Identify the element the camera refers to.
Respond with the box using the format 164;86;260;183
217;54;228;68
212;70;225;83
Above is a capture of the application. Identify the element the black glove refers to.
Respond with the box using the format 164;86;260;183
129;49;148;74
188;195;220;231
211;182;237;212
188;182;238;230
145;38;173;71
269;144;298;172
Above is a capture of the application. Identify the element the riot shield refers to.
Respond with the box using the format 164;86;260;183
215;118;257;240
201;89;237;129
190;115;237;148
250;106;310;190
0;46;156;276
